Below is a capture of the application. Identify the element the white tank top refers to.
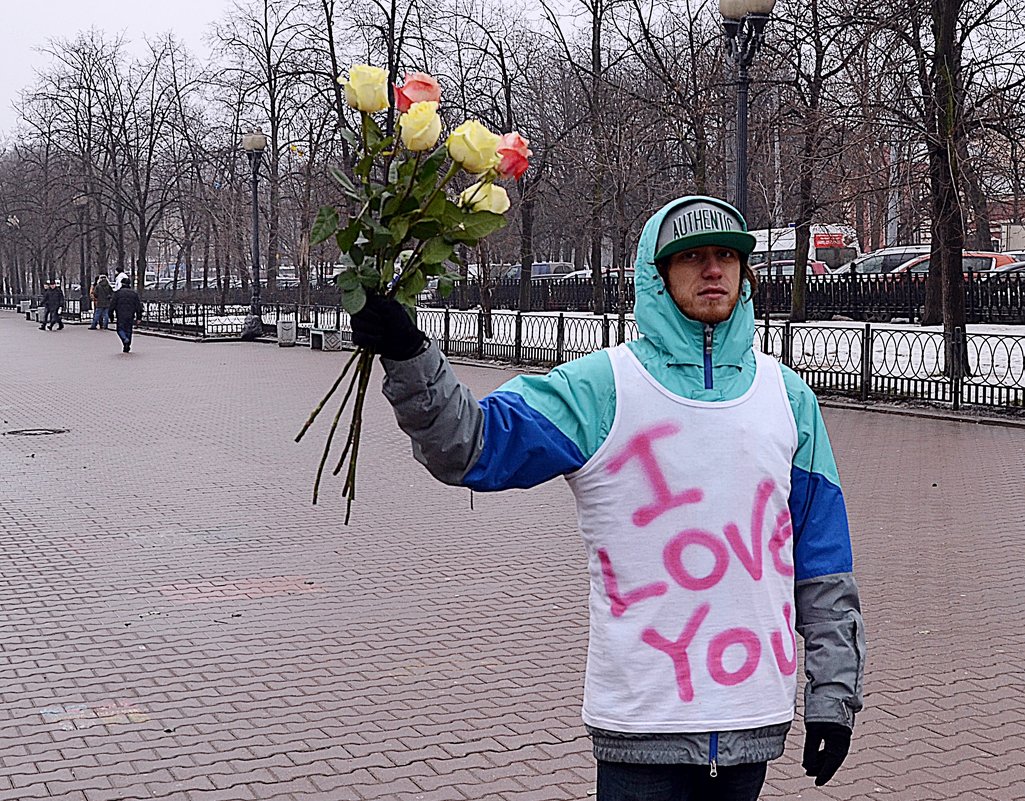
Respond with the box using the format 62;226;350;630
566;345;800;733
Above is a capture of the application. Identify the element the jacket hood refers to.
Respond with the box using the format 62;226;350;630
632;196;755;367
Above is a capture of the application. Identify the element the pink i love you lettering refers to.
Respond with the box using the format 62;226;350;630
598;422;798;702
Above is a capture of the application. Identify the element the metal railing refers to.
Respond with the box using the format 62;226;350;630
8;271;1025;323
6;298;1024;413
422;273;1025;325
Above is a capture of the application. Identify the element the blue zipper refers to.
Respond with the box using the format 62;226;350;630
703;324;714;390
709;731;719;777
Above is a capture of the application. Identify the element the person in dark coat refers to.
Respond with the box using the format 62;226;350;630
39;280;65;331
108;278;144;353
89;275;114;329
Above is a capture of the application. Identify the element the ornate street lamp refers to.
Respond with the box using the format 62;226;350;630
73;194;90;315
721;0;776;219
241;128;268;341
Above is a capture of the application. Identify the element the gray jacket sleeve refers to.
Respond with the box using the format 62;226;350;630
796;573;866;729
380;344;484;485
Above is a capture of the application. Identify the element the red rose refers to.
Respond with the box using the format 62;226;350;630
496;132;532;180
394;72;441;114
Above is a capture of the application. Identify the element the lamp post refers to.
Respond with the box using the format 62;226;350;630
73;195;89;316
720;0;776;220
241;128;267;341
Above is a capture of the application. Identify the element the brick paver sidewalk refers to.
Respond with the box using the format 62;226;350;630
1;311;1023;801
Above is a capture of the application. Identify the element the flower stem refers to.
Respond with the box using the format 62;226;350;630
311;377;353;505
295;348;361;443
339;350;376;524
420;161;462;216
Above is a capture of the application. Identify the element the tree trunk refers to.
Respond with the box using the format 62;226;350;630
517;196;535;312
790;134;816;323
962;159;993;250
135;228;149;289
932;0;969;379
266;156;279;289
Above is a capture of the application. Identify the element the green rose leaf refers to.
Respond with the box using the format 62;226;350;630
339;126;358;148
310;206;339;246
449;210;507;244
335;218;362;253
341;285;367;314
414;148;448;195
355;153;374;181
463;211;507;239
328;167;361;199
423;192;448;220
395;270;427;307
357;263;382;291
439;198;465;227
335;269;361;291
409;220;442;240
421;238;454;265
390;218;410;244
383;194;419;219
371;225;392;249
437;275;456;298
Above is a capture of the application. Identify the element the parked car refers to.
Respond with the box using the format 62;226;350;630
832;245;930;275
754;259;830;277
556;268;635;283
469;261;575;281
992;260;1025;273
890;251;1019;275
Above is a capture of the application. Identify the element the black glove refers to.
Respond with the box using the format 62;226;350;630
350;293;428;361
802;721;851;786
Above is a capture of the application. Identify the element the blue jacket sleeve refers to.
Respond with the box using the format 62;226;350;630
381;345;616;491
782;366;866;729
463;350;616;491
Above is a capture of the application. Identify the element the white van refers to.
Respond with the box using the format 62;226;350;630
748;225;861;271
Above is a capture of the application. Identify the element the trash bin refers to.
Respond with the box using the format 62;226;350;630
18;300;30;313
277;319;297;347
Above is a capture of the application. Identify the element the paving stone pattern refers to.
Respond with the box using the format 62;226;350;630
1;311;1023;801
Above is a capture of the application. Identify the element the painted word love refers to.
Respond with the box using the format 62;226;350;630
599;421;797;702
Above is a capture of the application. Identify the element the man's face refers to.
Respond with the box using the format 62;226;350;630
664;245;742;325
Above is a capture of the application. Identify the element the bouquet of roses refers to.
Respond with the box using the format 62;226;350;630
296;65;531;521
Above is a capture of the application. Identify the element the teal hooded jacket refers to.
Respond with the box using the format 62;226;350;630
381;198;865;763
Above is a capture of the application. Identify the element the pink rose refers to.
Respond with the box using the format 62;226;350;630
496;132;532;180
394;72;441;114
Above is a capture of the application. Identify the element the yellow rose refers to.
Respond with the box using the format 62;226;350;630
446;120;501;174
399;101;442;152
340;65;388;113
459;181;510;215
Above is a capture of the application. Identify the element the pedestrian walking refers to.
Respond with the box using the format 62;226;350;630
39;280;65;331
108;277;143;353
89;274;113;330
113;268;130;291
351;195;865;800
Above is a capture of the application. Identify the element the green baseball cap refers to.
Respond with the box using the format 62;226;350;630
654;196;756;262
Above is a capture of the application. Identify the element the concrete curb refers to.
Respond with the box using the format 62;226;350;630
817;396;1025;429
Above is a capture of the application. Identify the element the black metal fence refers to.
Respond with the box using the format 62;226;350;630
5;297;1024;413
422;273;1025;324
7;271;1025;323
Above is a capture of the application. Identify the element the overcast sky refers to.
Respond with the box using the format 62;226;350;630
0;0;228;137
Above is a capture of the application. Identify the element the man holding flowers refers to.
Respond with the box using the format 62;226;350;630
326;62;862;801
350;193;864;799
